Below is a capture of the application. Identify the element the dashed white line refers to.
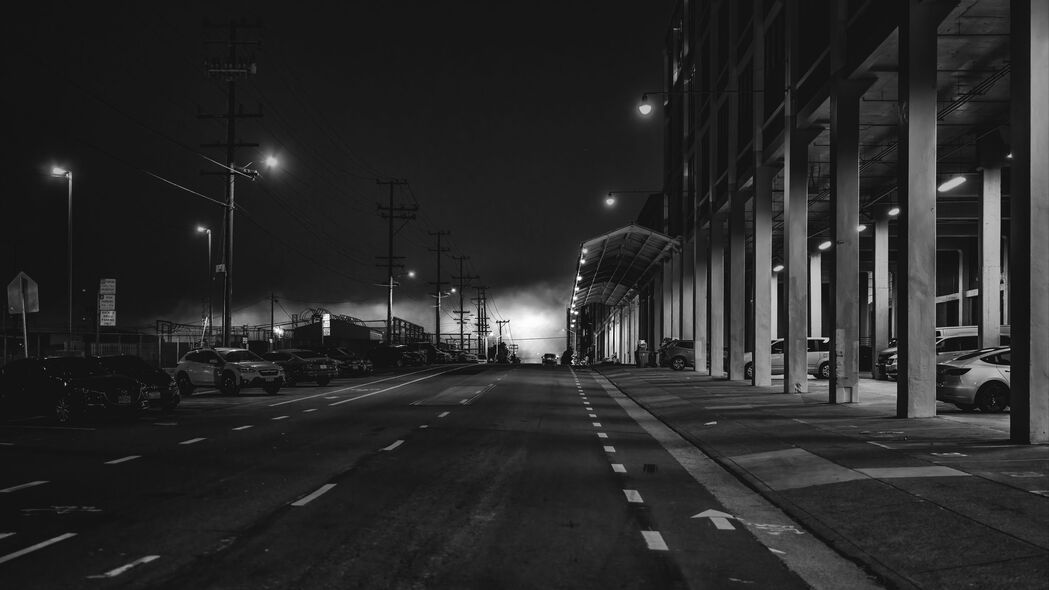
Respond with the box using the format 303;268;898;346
588;413;597;418
592;422;603;427
303;408;317;413
105;455;141;465
597;432;608;439
382;440;405;451
603;445;616;453
179;438;206;445
0;533;14;541
623;489;643;503
0;480;48;494
0;442;14;446
0;532;77;565
641;531;669;551
86;555;160;579
438;411;450;418
291;483;337;507
232;425;254;431
419;424;429;429
611;464;627;473
272;415;289;421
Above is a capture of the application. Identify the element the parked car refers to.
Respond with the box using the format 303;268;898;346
661;339;695;371
405;342;451;364
97;354;180;410
368;345;424;368
261;349;339;387
314;347;373;376
0;356;147;424
874;327;1010;380
743;337;832;379
174;347;284;396
881;333;1010;381
936;347;1011;412
457;351;480;363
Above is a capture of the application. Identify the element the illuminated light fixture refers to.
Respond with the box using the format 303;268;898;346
572;295;578;301
407;270;416;278
857;224;867;232
818;240;833;251
637;94;653;116
580;258;586;264
581;248;588;254
575;286;581;291
264;155;279;168
576;274;583;281
937;176;966;193
773;264;784;272
51;166;69;177
888;207;900;216
605;195;616;207
1006;153;1013;159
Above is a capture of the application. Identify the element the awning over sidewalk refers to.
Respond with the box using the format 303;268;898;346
572;224;679;309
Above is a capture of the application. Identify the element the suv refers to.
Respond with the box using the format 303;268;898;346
743;337;832;379
662;340;695;371
261;349;338;387
174;347;284;396
873;326;1010;380
541;353;558;366
884;333;1010;381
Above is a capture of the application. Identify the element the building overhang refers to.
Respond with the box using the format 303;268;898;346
570;224;680;312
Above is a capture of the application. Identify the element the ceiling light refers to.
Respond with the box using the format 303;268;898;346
888;207;900;217
856;224;867;232
772;264;784;272
818;240;832;251
937;176;966;192
637;94;652;116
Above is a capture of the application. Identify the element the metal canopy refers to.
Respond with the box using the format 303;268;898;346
572;224;679;310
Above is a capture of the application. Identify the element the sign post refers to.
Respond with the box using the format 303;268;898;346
321;313;331;345
7;272;40;359
97;279;116;355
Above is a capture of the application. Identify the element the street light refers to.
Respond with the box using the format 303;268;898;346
818;240;833;251
604;190;663;208
50;166;73;348
196;226;213;343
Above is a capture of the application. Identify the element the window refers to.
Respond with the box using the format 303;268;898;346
678;341;694;349
771;341;784;354
199;351;223;364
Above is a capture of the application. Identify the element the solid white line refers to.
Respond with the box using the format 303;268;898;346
269;366;444;406
329;367;462;407
592;422;603;427
0;480;48;494
232;425;254;431
624;489;643;503
0;442;14;446
0;533;14;540
603;445;616;453
641;531;669;551
86;555;160;579
597;432;608;439
382;440;405;452
105;455;141;465
0;533;77;565
612;464;627;473
290;483;337;507
438;411;450;418
179;438;206;445
303;408;317;413
272;415;289;421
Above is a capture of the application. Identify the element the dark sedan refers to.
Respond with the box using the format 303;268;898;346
98;354;180;410
261;349;339;386
313;346;374;376
0;356;147;424
368;345;424;368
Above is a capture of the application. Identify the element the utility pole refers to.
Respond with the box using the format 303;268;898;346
451;255;478;352
269;293;276;351
472;286;488;356
428;230;450;346
201;20;260;346
375;179;414;345
497;319;510;343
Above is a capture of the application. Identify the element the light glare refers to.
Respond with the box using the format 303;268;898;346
772;264;784;272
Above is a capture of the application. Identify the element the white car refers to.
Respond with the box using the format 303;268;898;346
174;347;284;396
743;337;831;379
936;347;1011;412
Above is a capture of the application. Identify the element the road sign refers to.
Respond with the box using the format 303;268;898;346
215;264;226;273
99;278;116;295
322;313;331;337
100;310;116;327
7;272;40;314
99;294;116;312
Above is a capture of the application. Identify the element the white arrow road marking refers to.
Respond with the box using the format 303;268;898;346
603;446;616;453
623;489;643;503
87;555;160;579
0;533;77;565
291;483;336;507
693;509;737;530
179;438;206;445
641;531;669;551
611;464;627;473
105;455;141;465
0;481;48;494
232;425;253;431
382;440;405;452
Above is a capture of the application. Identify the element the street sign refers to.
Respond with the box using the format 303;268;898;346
321;313;331;337
100;310;116;326
215;264;226;273
7;272;39;314
99;278;116;295
99;294;116;312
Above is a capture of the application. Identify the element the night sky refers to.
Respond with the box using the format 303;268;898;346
3;2;669;358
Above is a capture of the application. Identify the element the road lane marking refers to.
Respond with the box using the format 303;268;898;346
269;367;445;406
179;438;206;445
0;533;14;540
612;464;627;473
272;415;289;421
105;455;141;465
0;480;48;494
603;446;616;453
382;440;405;451
623;489;643;503
232;425;254;431
0;442;14;446
153;422;178;427
597;432;608;439
592;422;602;427
329;367;463;407
303;408;317;413
325;396;338;400
588;413;597;418
419;425;429;429
0;533;77;565
641;531;669;551
87;555;160;579
291;483;337;507
438;411;450;418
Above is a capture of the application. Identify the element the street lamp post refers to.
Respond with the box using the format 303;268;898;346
51;167;73;348
196;226;213;344
604;190;664;208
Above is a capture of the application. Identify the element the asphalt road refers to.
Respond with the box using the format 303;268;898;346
0;364;818;589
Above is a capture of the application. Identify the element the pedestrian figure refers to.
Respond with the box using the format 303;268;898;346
636;339;647;368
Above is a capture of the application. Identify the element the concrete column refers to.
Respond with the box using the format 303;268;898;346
728;191;747;380
753;166;774;386
829;77;869;402
709;212;726;378
662;261;673;340
682;236;695;340
809;252;822;337
771;272;779;340
978;167;1002;348
859;272;870;348
897;0;952;418
695;223;710;373
1009;0;1049;444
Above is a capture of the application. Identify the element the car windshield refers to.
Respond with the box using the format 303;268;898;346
220;350;263;362
42;357;108;378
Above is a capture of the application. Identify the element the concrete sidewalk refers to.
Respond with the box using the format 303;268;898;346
592;366;1049;590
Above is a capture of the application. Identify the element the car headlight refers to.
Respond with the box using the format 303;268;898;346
241;366;257;374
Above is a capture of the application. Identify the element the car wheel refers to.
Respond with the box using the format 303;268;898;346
176;373;194;396
263;382;281;395
671;356;686;371
976;383;1009;413
54;395;75;424
316;377;331;387
744;362;754;380
220;372;240;396
818;362;831;380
